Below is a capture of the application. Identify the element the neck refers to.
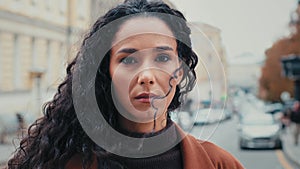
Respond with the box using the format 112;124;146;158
118;114;168;133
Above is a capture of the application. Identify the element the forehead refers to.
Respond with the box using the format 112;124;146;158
112;16;175;46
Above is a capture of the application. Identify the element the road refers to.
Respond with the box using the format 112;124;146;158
1;115;298;168
189;116;298;169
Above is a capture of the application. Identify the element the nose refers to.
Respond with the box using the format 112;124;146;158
137;69;155;86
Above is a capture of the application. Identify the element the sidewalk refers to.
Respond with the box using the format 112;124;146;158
281;123;300;168
0;135;19;167
0;144;15;167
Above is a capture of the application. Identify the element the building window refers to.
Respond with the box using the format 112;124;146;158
77;0;86;19
31;37;37;68
13;34;21;89
46;40;53;84
60;42;66;77
45;0;51;10
0;32;2;90
59;0;67;15
31;0;38;5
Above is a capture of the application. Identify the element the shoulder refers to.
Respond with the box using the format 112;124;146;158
65;154;83;169
200;140;239;163
65;154;98;169
182;134;245;169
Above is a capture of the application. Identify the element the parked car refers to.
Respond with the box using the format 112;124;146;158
170;111;193;130
194;108;231;125
238;113;282;149
264;102;283;114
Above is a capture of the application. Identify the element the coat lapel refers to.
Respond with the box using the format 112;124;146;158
177;126;216;169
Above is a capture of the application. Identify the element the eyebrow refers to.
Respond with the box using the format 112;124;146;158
117;48;137;54
155;46;174;52
117;46;174;54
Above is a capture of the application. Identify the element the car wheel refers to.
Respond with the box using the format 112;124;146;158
239;140;246;150
239;145;246;150
275;140;282;149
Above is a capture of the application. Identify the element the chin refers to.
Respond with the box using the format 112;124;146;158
126;109;166;123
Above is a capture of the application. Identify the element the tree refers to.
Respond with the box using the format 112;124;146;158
259;2;300;102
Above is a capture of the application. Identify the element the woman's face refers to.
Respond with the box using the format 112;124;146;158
109;17;182;125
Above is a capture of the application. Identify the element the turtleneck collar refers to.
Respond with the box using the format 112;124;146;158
94;118;181;158
97;119;183;169
116;118;175;138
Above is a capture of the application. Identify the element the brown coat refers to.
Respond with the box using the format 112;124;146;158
66;133;244;169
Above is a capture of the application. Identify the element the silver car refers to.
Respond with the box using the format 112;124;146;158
194;108;232;125
170;111;193;131
238;113;282;149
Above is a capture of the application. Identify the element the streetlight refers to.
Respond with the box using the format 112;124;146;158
281;54;300;101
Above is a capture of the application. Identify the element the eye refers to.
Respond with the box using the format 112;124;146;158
120;57;137;64
155;54;170;62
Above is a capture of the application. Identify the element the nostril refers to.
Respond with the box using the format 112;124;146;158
140;80;154;85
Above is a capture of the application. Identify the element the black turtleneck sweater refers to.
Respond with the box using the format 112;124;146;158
97;120;183;169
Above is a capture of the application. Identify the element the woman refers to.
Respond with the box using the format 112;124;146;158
7;0;244;168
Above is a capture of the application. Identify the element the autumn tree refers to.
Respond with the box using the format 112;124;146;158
259;2;300;102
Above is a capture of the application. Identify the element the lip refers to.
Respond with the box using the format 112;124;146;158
134;92;158;103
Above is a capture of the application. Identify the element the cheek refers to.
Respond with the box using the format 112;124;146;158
167;76;178;98
158;74;177;100
111;73;130;95
110;67;136;105
111;77;132;113
111;65;124;91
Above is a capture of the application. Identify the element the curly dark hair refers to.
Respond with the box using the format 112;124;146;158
7;0;198;168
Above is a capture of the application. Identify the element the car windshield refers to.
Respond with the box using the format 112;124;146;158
241;115;275;125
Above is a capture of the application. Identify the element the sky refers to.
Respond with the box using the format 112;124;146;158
170;0;298;63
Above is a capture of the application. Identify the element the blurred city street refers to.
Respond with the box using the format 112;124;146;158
1;92;300;168
190;115;300;169
1;0;300;168
0;135;18;167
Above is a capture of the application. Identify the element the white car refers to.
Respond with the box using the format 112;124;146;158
170;111;193;130
193;108;231;125
238;113;282;149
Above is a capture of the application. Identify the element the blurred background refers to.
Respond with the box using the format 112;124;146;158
0;0;300;168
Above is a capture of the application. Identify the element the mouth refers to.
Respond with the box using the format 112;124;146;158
134;93;158;103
